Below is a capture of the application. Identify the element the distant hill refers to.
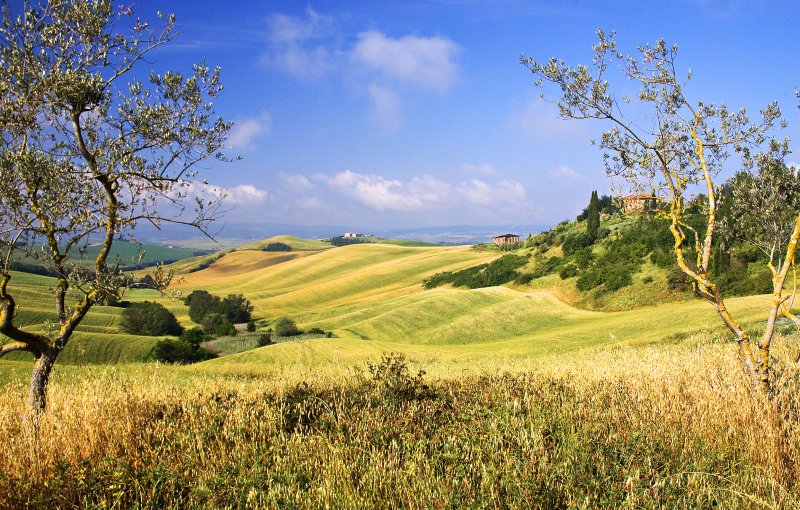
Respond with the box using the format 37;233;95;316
131;221;553;247
10;240;214;276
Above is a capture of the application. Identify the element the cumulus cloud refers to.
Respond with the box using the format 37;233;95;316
227;114;271;150
280;173;313;189
352;31;460;92
549;165;582;180
172;182;268;206
352;31;460;130
263;9;460;131
227;184;269;204
265;7;333;79
321;170;525;212
458;179;525;206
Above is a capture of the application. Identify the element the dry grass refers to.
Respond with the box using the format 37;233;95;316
3;336;800;508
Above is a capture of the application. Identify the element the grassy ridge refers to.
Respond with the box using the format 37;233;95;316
234;235;332;252
201;291;771;376
2;272;162;364
173;243;500;317
0;239;781;371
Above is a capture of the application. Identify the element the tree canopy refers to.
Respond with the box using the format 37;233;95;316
0;1;230;411
522;30;792;388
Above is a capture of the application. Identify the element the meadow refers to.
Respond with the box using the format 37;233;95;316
2;237;800;507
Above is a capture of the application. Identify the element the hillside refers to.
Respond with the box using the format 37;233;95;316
11;240;211;275
0;233;783;370
171;242;500;317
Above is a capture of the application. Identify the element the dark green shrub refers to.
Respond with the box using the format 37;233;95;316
531;255;562;278
120;301;183;336
329;236;368;247
274;317;300;337
604;267;633;291
149;338;216;364
202;313;236;337
559;263;579;279
514;273;533;285
562;232;594;256
497;241;522;252
423;255;529;289
576;270;603;291
219;293;253;324
263;242;291;252
667;267;692;291
572;247;595;267
650;248;675;269
246;321;256;332
307;327;325;335
179;327;206;346
185;290;252;325
257;332;273;347
184;290;220;323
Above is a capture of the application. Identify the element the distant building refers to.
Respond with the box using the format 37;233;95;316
620;193;658;213
343;232;359;238
492;234;520;246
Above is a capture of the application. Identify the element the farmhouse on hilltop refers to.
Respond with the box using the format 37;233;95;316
620;193;659;213
492;234;520;246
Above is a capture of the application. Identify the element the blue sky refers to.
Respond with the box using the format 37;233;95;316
143;1;800;229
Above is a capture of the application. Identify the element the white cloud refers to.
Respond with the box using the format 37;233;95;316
269;8;324;44
172;182;268;206
458;179;525;205
367;84;404;132
265;7;333;79
326;170;426;211
352;31;460;92
227;184;268;204
322;170;525;212
228;114;271;149
280;173;313;189
549;165;582;180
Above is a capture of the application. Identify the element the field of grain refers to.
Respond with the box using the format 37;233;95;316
2;336;800;508
3;239;800;507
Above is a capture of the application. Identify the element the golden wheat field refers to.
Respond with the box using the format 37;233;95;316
3;239;800;508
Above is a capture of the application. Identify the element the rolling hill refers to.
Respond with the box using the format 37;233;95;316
0;236;778;374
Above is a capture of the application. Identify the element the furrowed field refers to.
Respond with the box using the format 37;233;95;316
3;237;800;508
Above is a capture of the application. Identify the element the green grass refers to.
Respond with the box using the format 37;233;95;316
235;235;332;252
0;238;785;373
4;237;800;508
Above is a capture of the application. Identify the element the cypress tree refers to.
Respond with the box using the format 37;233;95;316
587;190;600;240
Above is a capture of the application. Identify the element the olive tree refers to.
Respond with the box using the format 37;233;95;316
521;31;791;387
0;1;230;411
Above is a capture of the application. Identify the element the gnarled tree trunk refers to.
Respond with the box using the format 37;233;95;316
29;349;58;412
